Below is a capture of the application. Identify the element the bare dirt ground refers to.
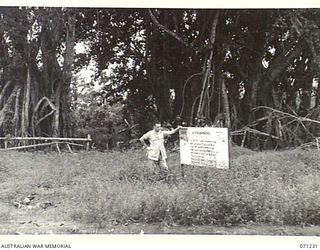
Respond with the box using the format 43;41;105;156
0;150;320;235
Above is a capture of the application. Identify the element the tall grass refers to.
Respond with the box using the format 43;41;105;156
69;147;320;227
1;147;320;228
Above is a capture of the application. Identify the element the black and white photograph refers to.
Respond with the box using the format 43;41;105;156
0;1;319;248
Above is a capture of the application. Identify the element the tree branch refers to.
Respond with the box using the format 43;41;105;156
148;9;196;51
253;106;319;139
0;80;13;107
36;109;56;127
179;71;203;117
34;96;57;113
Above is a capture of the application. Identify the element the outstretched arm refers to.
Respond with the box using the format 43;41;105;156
163;126;182;136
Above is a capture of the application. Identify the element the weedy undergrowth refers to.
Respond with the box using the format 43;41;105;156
2;147;320;228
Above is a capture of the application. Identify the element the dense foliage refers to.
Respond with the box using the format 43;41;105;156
0;7;320;149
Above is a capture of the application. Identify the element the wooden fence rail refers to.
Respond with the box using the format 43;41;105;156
0;134;92;152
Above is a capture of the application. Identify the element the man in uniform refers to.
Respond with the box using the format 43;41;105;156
139;122;181;176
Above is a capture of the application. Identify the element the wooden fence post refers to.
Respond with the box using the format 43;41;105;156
67;143;73;153
55;143;61;154
241;131;247;147
86;134;91;151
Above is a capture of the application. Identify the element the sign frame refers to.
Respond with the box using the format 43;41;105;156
179;127;230;169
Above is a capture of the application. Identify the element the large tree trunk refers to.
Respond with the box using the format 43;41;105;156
13;86;21;136
147;12;173;123
21;66;31;137
196;11;219;120
53;85;61;137
316;85;320;108
221;77;231;128
197;52;213;119
0;8;78;139
298;72;313;115
161;11;173;122
61;12;76;137
0;85;19;131
0;80;13;109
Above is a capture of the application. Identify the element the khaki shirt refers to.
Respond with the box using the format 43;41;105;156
140;130;174;160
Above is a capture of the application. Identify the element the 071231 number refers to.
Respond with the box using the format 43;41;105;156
300;244;318;249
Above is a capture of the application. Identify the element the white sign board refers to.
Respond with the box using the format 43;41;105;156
179;127;229;169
